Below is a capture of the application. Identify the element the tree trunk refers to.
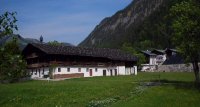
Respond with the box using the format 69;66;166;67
192;61;200;85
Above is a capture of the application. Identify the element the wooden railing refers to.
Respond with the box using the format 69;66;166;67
28;63;49;68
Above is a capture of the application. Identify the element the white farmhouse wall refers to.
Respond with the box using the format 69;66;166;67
134;66;137;75
163;54;167;61
150;56;156;65
29;67;49;79
28;65;137;79
93;68;105;76
43;68;49;75
118;66;126;75
53;67;111;77
125;68;131;75
156;55;166;65
125;66;137;75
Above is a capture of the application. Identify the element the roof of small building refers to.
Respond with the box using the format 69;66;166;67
167;49;177;52
23;43;138;62
141;50;157;56
151;49;165;55
162;54;184;65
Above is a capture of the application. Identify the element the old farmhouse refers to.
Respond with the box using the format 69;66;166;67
22;43;138;79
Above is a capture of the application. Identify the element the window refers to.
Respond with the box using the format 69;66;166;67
42;68;44;74
86;68;89;72
58;68;61;72
78;68;81;72
115;69;117;76
67;68;70;72
35;70;37;75
95;68;98;72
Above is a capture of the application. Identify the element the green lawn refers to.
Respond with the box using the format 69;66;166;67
0;72;200;107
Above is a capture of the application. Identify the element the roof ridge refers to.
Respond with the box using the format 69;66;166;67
26;43;138;62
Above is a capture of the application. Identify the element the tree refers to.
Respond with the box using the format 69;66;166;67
0;12;27;83
0;38;27;82
121;43;145;67
47;40;63;46
170;0;200;84
0;12;18;38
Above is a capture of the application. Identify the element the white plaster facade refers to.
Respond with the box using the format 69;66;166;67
156;55;166;65
28;65;137;79
150;56;157;65
141;52;166;72
141;55;157;72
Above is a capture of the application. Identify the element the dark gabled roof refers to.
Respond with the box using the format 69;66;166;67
142;49;178;56
162;54;184;65
141;50;157;56
23;43;138;62
151;49;165;55
165;48;178;53
167;49;177;52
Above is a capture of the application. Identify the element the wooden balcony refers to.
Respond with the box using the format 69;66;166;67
28;63;49;68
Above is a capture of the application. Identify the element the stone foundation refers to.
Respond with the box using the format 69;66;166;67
53;73;84;79
157;64;194;72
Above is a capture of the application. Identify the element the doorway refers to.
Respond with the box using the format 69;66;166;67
110;69;113;76
114;69;117;76
89;69;93;76
103;70;106;76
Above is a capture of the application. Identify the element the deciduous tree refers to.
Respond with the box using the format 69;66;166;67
0;12;18;38
0;12;27;83
170;0;200;84
121;43;145;67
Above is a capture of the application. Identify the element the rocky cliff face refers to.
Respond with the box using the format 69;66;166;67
79;0;165;48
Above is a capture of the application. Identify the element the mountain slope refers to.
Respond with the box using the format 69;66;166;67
0;34;41;49
0;34;75;50
79;0;180;49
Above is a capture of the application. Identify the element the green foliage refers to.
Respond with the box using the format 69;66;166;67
121;43;145;66
170;0;200;83
0;12;18;38
47;40;63;46
139;40;153;50
121;43;136;54
49;64;57;79
170;0;200;61
0;38;27;82
0;12;27;83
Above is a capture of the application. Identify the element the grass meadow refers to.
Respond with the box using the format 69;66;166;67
0;72;200;107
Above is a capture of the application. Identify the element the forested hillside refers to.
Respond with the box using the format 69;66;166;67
79;0;184;50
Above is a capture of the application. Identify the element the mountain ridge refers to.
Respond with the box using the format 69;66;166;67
79;0;179;49
0;34;74;50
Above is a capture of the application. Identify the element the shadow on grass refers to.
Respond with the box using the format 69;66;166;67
149;79;200;91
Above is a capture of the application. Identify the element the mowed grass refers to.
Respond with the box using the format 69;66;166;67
0;72;200;107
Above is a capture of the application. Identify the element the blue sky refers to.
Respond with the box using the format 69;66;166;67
0;0;132;45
